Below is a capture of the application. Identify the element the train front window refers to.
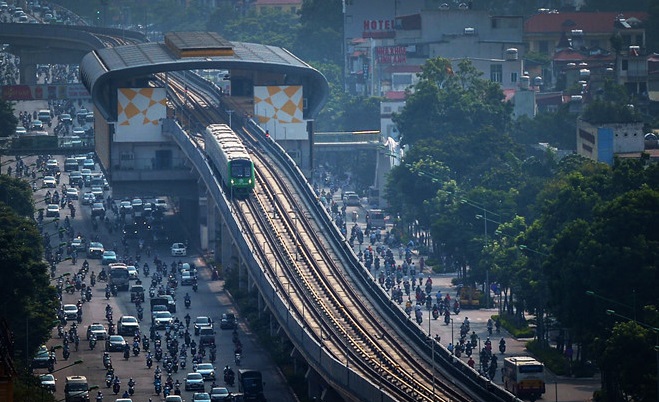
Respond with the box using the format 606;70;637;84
231;161;251;178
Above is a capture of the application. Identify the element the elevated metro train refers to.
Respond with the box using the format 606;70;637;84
203;124;255;195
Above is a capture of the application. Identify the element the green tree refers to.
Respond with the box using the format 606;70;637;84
0;99;18;138
296;0;343;64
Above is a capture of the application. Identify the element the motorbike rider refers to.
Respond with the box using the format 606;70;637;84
184;313;191;328
95;391;103;402
487;318;494;335
499;338;506;354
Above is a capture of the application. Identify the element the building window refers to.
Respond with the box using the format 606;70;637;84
622;60;629;71
539;40;549;54
511;72;518;83
490;64;502;83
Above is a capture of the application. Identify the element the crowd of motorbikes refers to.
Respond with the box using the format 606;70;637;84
34;153;241;401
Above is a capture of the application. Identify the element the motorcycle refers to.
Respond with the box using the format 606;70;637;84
192;282;198;292
234;353;241;366
184;298;191;309
154;379;162;395
112;381;120;395
127;380;135;396
444;312;450;325
133;344;140;356
105;375;112;388
499;340;506;354
105;289;111;299
89;336;97;350
224;371;235;387
124;347;130;360
86;289;92;302
432;308;439;320
146;354;153;368
103;352;111;369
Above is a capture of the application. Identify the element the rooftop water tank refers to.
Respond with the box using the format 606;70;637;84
505;48;518;60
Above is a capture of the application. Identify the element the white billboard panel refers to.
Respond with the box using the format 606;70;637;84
254;85;307;140
115;88;167;142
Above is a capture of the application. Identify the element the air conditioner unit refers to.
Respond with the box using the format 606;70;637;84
505;48;518;60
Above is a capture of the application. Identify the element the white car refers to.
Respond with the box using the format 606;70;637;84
46;159;59;170
15;126;27;136
43;176;57;188
153;311;173;329
171;243;187;257
46;204;60;217
126;265;138;280
117;316;140;336
65;187;79;200
63;304;78;320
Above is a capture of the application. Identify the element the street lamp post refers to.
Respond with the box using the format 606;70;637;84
450;318;454;346
586;290;636;321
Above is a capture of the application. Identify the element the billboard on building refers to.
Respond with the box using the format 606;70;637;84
115;88;167;142
253;86;306;140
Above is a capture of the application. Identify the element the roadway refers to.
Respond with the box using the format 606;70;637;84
12;99;294;402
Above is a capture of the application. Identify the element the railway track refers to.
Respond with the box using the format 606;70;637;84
162;73;489;401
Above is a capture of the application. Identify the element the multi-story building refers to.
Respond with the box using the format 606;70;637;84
576;119;644;164
345;2;525;98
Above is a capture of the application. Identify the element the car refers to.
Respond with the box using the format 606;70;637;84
86;323;107;340
115;399;132;402
46;204;60;217
31;119;44;130
32;345;51;368
219;313;237;330
209;387;230;402
82;192;94;205
198;327;215;346
171;242;187;257
46;159;59;171
151;304;169;321
185;373;205;391
69;172;84;186
87;242;104;258
181;271;195;286
76;109;89;124
117;316;140;336
39;373;56;392
126;265;138;280
192;392;211;402
71;237;86;252
155;198;168;211
194;363;216;381
193;316;213;336
90;186;104;201
152;311;173;329
80;168;92;184
165;396;183;402
91;202;105;218
65;187;79;200
344;191;361;206
102;250;118;265
43;176;57;188
72;127;85;137
119;200;133;214
105;335;126;352
59;113;72;124
15;126;27;136
63;304;78;320
82;159;95;170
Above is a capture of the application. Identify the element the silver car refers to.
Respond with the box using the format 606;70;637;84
195;363;216;381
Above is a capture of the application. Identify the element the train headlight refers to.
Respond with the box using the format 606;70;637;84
230;179;235;184
248;179;252;184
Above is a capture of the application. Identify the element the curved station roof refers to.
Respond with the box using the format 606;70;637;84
80;32;329;122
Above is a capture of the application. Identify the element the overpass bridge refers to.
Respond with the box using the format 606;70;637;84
0;23;145;84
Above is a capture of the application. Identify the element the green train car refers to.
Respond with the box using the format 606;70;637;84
204;124;255;195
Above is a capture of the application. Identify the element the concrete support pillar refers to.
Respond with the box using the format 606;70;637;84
221;223;232;267
207;195;217;257
20;63;37;85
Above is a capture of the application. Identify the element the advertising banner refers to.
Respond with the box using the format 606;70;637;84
115;88;167;142
253;85;306;141
0;84;90;100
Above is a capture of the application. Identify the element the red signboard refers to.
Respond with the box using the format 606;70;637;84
1;84;90;100
363;19;396;39
376;46;407;64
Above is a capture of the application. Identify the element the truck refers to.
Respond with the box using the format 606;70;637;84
64;375;88;402
238;369;265;401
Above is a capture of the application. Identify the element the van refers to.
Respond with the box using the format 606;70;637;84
64;376;88;402
64;158;79;172
367;209;386;229
38;109;51;123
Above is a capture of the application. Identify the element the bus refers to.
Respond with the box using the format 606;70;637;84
367;209;386;229
238;369;265;401
108;263;130;291
502;356;545;401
